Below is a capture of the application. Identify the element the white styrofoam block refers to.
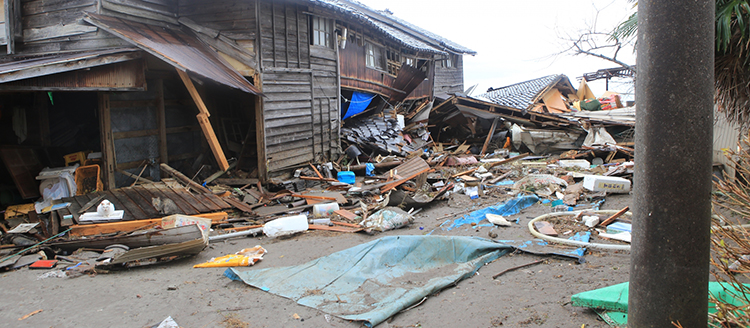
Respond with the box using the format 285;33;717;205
583;175;631;193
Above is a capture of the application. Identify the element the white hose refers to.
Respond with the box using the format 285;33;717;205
528;210;632;251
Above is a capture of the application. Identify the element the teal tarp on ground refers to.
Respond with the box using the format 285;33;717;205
225;235;513;327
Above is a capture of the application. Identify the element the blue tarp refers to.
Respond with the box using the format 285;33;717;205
343;91;375;119
225;235;513;327
445;194;539;230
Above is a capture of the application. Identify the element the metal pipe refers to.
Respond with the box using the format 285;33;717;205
629;1;715;326
208;228;263;242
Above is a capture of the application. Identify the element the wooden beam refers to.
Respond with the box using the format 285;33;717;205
176;68;230;171
98;92;116;190
160;163;211;194
481;117;500;155
154;79;168;165
254;74;268;183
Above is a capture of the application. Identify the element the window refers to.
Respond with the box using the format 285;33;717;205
441;54;458;69
365;42;384;69
311;16;331;47
386;49;401;76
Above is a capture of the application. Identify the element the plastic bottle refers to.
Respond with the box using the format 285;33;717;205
312;202;339;217
309;218;331;225
263;214;309;238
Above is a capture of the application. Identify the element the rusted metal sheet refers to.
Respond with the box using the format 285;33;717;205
0;59;146;91
0;48;141;84
85;13;262;95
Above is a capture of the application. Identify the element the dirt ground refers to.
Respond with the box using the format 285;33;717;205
0;192;633;328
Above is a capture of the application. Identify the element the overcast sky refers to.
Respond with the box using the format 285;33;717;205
355;0;637;98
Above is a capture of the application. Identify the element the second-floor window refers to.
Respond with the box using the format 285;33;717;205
311;16;331;48
366;42;384;69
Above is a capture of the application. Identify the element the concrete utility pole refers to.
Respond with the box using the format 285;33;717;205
629;0;714;327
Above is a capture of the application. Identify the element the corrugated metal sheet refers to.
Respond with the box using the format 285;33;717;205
713;109;742;178
0;48;141;83
85;13;262;95
0;59;145;91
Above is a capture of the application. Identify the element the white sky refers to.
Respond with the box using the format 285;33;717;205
355;0;637;98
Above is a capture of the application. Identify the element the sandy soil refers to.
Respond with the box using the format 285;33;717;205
0;192;632;328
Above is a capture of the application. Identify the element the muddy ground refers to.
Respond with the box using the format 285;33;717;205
0;192;633;328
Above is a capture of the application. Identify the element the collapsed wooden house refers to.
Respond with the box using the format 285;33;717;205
0;0;474;203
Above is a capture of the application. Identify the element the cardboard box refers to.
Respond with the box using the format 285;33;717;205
583;175;631;193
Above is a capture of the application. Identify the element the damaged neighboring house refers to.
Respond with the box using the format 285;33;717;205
430;74;586;155
0;0;474;204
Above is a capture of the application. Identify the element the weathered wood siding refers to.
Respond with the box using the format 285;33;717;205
100;0;178;24
258;0;339;173
17;0;130;56
178;0;257;69
179;0;255;40
433;55;464;97
338;32;431;100
261;69;314;172
258;0;309;69
310;45;339;161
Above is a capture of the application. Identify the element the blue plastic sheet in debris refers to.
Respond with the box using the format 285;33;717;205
343;91;374;119
445;195;539;231
365;163;375;176
567;231;591;257
225;235;513;327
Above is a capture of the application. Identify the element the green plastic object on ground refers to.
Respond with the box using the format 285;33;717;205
571;281;750;326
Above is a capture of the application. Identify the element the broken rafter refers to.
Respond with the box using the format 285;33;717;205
176;68;230;171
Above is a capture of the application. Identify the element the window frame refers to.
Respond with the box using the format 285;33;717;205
311;16;331;48
365;42;385;70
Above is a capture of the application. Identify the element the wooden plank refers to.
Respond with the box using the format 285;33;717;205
69;218;160;237
164;184;211;213
222;197;256;214
121;187;161;218
109;189;148;220
99;93;116;189
150;184;199;215
191;192;223;212
202;192;231;210
132;185;159;213
77;194;105;214
176;68;229;171
23;23;97;42
481;117;500;155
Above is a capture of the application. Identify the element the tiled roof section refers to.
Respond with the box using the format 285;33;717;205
308;0;473;55
367;6;476;55
475;75;564;111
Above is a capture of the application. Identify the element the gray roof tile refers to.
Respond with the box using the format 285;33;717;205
307;0;474;55
476;75;564;111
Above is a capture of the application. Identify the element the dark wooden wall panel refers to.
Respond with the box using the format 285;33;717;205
261;70;314;172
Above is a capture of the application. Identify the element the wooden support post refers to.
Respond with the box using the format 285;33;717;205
154;79;168;165
98;92;116;190
176;68;230;171
481;117;500;155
